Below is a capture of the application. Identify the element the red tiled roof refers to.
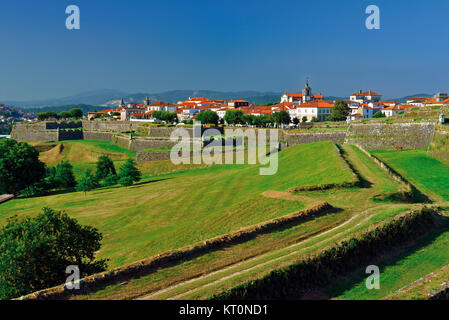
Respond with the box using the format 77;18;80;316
300;100;334;108
351;91;382;97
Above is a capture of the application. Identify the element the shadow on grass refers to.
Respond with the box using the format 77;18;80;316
68;206;344;300
320;215;449;300
336;144;372;189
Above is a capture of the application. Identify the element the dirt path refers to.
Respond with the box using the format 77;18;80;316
136;144;407;300
138;207;377;300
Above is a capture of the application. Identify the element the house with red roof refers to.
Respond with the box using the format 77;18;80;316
350;90;382;104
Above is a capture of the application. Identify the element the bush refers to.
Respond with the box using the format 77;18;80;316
0;208;107;299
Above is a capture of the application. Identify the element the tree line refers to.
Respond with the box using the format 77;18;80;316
37;108;84;121
0;139;141;197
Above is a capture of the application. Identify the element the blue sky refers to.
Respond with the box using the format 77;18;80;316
0;0;448;100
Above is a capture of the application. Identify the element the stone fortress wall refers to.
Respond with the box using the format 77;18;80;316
12;119;449;162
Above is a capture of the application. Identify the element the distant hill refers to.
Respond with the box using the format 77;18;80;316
4;89;437;109
23;104;111;115
4;89;127;108
103;90;283;106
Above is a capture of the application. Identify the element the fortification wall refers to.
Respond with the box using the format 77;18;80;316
285;131;347;145
83;131;114;141
57;129;83;141
11;125;58;142
398;106;449;119
345;122;436;150
112;136;177;151
81;120;139;132
428;125;449;165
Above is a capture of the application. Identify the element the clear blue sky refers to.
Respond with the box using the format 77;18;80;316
1;0;448;100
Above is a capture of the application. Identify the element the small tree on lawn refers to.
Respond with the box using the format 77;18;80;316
118;159;141;187
76;169;98;195
95;155;117;181
302;116;308;123
103;173;119;187
0;208;107;299
53;160;77;189
292;117;299;125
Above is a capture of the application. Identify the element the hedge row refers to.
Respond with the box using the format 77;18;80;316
212;208;438;300
18;201;332;300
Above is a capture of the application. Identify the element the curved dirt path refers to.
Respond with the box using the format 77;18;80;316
138;207;377;300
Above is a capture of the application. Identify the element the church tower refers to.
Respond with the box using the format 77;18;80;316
144;96;151;106
302;80;312;103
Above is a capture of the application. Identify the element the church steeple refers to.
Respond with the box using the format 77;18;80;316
119;98;125;108
302;79;312;102
144;96;151;106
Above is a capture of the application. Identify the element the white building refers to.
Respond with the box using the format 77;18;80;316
281;81;323;104
350;90;382;104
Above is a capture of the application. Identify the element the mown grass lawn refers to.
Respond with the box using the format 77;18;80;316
1;141;354;269
371;149;449;201
326;212;449;300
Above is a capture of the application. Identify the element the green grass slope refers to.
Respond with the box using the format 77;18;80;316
1;141;354;269
371;149;449;201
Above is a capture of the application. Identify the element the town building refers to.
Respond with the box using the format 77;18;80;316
280;81;323;104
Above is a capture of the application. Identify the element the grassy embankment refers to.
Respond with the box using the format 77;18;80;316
324;148;449;300
71;144;410;300
1;141;353;270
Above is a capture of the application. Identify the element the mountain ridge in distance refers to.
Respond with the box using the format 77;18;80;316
4;89;435;109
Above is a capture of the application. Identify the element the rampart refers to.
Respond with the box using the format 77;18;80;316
344;121;436;150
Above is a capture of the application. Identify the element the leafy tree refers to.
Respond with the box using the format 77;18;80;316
292;117;300;125
0;139;46;195
103;173;119;187
70;108;83;120
76;169;99;195
152;111;177;123
329;100;349;121
272;111;291;126
0;207;107;299
59;111;72;120
95;156;116;181
311;117;319;122
224;110;245;125
52;161;77;189
195;110;219;126
118;159;141;186
373;111;386;118
37;112;59;121
302;116;308;123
